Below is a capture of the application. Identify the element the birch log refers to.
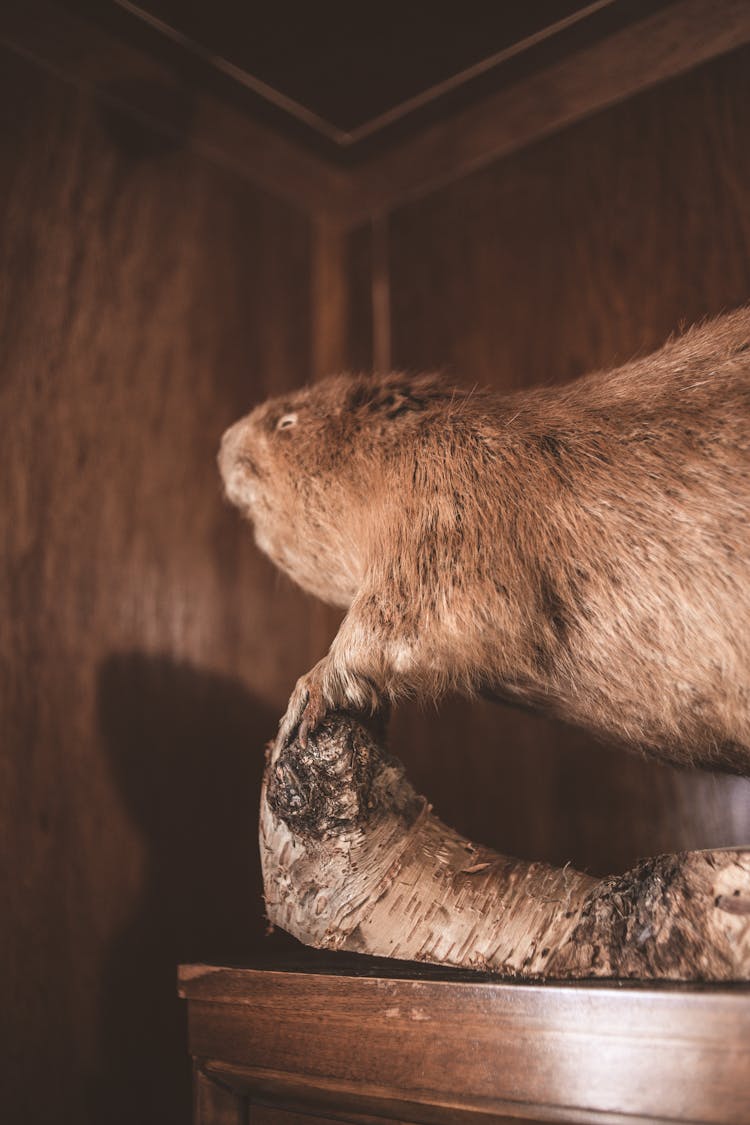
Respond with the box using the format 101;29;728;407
260;714;750;980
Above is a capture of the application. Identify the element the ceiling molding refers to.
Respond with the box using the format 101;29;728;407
112;0;349;145
343;0;750;225
4;0;750;231
111;0;621;150
1;0;349;220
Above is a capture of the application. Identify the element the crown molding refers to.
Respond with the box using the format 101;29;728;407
4;0;750;230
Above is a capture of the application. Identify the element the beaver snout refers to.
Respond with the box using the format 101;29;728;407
218;419;263;508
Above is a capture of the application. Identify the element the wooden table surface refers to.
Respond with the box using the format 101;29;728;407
179;953;750;1124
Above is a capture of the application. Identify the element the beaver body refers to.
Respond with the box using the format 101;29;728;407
219;308;750;773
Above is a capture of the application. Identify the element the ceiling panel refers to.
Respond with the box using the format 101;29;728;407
65;0;678;160
124;1;604;135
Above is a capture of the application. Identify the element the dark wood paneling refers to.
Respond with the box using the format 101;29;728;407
346;222;375;373
386;47;750;875
0;41;311;1125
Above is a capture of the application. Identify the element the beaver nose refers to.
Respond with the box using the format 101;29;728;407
217;420;246;480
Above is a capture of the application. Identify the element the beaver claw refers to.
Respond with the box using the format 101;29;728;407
278;667;327;748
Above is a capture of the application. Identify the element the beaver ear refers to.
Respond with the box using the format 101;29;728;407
371;386;413;419
357;375;447;419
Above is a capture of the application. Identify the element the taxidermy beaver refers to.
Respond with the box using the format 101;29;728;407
219;308;750;775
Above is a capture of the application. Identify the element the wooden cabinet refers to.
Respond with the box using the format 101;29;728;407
5;2;750;1121
179;957;750;1124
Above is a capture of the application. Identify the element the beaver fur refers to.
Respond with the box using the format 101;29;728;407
219;307;750;773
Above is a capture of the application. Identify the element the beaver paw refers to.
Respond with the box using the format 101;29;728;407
278;660;383;748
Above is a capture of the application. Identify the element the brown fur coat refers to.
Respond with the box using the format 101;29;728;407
220;308;750;773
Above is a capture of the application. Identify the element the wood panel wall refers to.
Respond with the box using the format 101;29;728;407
0;43;312;1125
377;46;750;876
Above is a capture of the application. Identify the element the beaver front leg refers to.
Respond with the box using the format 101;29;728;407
278;589;419;747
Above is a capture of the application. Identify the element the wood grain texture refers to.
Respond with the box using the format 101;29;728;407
0;38;311;1125
346;222;375;374
384;47;750;875
311;219;349;378
180;962;750;1124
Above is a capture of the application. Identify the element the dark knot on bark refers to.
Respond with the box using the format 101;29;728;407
267;713;423;843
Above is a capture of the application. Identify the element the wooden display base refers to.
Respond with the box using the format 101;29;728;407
260;714;750;981
179;956;750;1124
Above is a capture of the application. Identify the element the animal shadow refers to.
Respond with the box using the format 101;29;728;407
91;653;295;1125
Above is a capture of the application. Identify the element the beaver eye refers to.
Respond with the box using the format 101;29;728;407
276;412;298;431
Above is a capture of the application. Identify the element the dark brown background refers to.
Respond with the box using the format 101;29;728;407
2;7;750;1124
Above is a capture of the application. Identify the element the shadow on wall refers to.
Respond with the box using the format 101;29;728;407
91;653;297;1125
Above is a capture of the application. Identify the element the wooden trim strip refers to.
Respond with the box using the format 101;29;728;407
343;0;620;145
113;0;347;144
343;0;750;226
200;1061;665;1125
1;0;348;220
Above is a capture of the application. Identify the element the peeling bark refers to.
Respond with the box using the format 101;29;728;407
260;715;750;980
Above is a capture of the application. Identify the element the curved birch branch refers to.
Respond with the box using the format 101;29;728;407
260;714;750;980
